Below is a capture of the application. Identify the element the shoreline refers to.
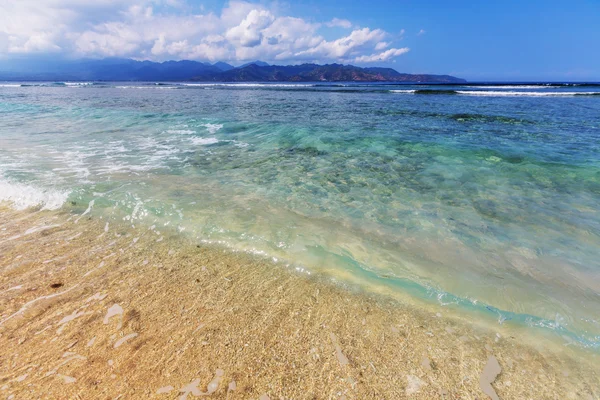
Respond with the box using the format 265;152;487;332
1;206;599;399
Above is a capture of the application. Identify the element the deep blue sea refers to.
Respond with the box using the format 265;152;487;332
1;81;599;350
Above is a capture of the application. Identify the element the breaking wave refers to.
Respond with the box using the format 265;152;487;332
0;177;70;211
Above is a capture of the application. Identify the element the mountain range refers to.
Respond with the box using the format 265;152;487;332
0;58;466;83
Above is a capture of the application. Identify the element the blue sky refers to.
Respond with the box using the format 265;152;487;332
0;0;598;80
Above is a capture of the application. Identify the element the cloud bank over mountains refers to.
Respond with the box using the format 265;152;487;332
0;0;410;65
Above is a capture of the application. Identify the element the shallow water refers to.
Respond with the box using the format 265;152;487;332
0;206;598;399
1;82;600;351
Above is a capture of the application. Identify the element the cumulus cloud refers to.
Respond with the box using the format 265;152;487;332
225;9;275;47
296;28;386;59
0;0;411;64
354;47;410;63
417;29;426;36
326;18;352;29
375;41;389;51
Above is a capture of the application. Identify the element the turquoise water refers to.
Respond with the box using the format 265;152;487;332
1;82;599;349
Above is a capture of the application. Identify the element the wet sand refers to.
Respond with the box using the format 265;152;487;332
0;206;598;399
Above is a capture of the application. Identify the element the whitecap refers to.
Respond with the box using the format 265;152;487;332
183;83;315;88
0;177;69;210
166;129;195;135
456;90;592;97
202;123;223;135
191;137;219;146
472;85;552;90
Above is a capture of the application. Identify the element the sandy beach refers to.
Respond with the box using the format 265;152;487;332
1;206;598;399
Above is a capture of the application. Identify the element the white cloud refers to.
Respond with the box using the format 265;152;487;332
296;28;387;59
417;29;426;36
326;18;352;29
0;0;411;64
354;47;410;63
10;33;63;53
225;9;275;47
375;41;389;51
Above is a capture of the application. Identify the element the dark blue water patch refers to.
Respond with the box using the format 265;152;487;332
449;113;533;125
371;108;536;125
414;89;459;95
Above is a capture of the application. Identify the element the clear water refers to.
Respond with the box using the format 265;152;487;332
1;82;599;349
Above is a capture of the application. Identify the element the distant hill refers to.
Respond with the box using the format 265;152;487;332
0;58;221;81
212;61;235;71
239;60;270;68
0;58;466;83
198;63;465;83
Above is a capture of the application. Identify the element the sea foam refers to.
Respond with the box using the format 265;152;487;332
182;83;316;88
202;123;223;134
456;90;595;97
191;137;219;145
166;129;195;135
0;178;69;210
390;89;597;97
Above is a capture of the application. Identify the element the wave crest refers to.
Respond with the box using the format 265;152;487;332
0;178;69;210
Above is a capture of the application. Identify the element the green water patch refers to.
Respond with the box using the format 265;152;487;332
284;146;328;157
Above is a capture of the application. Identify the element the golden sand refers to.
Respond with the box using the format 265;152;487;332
0;206;598;399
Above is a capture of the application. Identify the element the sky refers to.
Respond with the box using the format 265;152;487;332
0;0;599;81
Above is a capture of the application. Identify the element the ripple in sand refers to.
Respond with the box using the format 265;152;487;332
85;293;107;303
405;375;425;395
103;304;124;329
157;385;174;394
114;333;138;348
205;369;224;394
329;333;349;366
0;284;79;327
421;357;432;372
179;378;201;399
58;374;76;384
178;369;224;399
57;310;88;333
479;355;501;400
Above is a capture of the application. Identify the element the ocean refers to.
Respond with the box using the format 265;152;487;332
1;81;599;355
